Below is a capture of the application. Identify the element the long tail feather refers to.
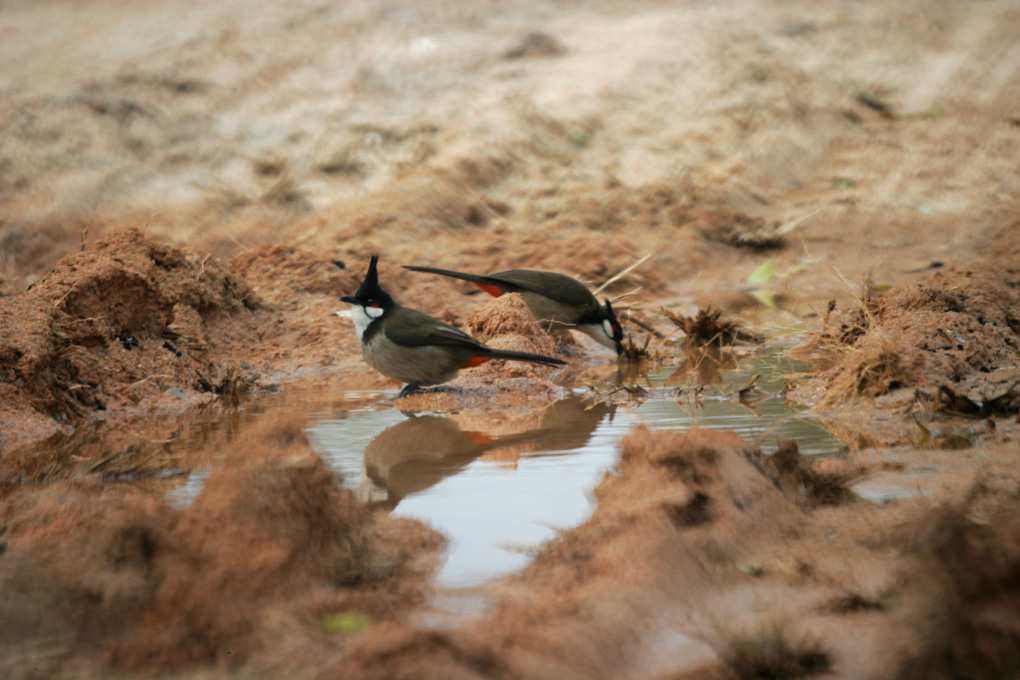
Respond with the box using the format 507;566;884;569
403;265;491;286
486;348;566;368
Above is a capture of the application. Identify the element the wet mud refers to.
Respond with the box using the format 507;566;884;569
3;1;1020;678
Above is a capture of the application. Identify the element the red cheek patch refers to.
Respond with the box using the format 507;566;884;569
475;283;503;297
460;356;492;369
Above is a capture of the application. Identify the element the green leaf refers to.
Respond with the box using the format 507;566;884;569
834;178;855;189
750;288;777;309
321;612;372;634
571;131;591;147
912;415;931;447
746;259;775;287
737;563;765;577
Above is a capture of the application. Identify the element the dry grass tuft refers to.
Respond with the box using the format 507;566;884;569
809;277;883;349
717;620;831;679
801;283;923;404
826;336;913;401
662;306;762;346
619;332;653;361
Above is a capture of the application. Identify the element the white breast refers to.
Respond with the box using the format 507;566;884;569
349;304;383;341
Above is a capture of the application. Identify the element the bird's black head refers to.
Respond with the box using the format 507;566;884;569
341;255;395;311
602;298;624;355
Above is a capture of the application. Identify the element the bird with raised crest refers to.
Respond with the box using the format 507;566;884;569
340;257;567;398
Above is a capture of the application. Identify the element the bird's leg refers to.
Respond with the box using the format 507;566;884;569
397;383;422;399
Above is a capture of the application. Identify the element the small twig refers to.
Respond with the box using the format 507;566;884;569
609;286;643;304
196;254;210;281
775;208;823;236
142;212;161;234
129;374;172;388
593;253;651;296
53;282;81;309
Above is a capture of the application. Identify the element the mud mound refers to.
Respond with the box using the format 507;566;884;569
896;496;1020;680
0;226;262;452
465;292;563;382
0;420;442;675
229;244;361;305
0;479;173;663
112;425;370;671
816;266;1020;401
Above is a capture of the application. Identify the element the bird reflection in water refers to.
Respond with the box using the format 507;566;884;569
359;396;615;510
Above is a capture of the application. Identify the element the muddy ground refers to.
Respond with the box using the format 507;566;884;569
2;0;1020;678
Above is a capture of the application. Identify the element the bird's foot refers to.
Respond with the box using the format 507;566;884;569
396;383;423;399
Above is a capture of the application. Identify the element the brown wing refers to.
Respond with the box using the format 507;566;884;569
490;270;598;309
384;307;487;351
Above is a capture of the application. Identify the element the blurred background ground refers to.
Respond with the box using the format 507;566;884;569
3;0;1018;306
1;1;1020;679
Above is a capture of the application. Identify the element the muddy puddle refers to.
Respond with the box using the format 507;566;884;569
164;347;841;593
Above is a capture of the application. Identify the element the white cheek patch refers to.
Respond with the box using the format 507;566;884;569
349;305;380;341
602;320;616;340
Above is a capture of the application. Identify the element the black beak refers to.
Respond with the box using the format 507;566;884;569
340;295;357;304
614;341;624;356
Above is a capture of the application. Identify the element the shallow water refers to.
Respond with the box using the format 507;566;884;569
303;347;842;587
162;347;842;589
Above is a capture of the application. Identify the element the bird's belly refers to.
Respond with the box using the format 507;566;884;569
362;338;464;386
520;293;578;329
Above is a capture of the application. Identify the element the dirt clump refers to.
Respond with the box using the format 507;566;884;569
110;422;372;671
895;495;1020;680
0;226;263;452
0;419;444;676
228;244;361;306
226;245;368;373
812;266;1020;403
466;292;562;378
0;479;173;663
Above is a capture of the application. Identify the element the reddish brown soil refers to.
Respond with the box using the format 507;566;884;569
2;1;1020;678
